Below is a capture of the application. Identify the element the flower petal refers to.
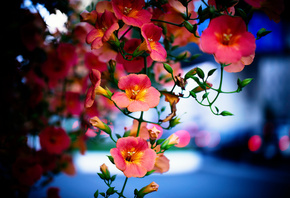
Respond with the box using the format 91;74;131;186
111;92;130;108
123;162;147;177
110;148;126;170
127;100;149;112
143;87;160;108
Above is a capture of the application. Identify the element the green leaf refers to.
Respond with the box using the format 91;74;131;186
196;67;205;79
156;138;166;145
256;28;272;40
115;134;121;139
220;111;234;116
97;173;105;180
208;68;217;77
163;63;173;74
107;155;115;164
123;130;131;137
106;187;115;195
190;90;197;98
161;106;166;112
111;174;117;182
235;8;247;21
215;106;219;113
94;190;99;198
100;192;106;197
202;92;209;101
144;169;155;176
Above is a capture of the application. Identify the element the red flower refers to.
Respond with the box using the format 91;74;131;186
112;0;152;27
84;52;107;72
200;15;256;67
39;126;71;155
110;137;156;177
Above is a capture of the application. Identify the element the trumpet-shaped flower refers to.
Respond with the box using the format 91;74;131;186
111;74;160;112
200;15;256;66
140;23;167;62
112;0;152;27
86;10;119;49
85;69;108;108
110;137;157;178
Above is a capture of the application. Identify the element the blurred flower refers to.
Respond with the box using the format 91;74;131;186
154;61;183;87
200;15;256;67
59;154;76;176
148;126;161;141
47;187;61;198
110;137;156;177
174;130;191;148
84;52;107;72
112;0;152;27
111;74;160;112
12;157;43;186
128;119;149;139
39;126;71;155
244;0;284;23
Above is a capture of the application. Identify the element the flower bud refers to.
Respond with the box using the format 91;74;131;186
183;20;194;33
100;163;110;180
148;126;161;142
137;182;159;197
90;116;112;135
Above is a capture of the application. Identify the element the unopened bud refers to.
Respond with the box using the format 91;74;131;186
90;116;112;135
100;163;110;180
137;182;159;198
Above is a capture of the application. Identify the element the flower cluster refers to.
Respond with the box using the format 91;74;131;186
2;0;284;197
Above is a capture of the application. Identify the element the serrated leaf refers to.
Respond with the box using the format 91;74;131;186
208;68;217;77
220;111;234;116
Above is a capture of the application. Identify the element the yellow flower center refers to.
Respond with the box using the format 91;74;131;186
123;7;132;15
125;151;136;162
125;86;147;101
222;33;232;45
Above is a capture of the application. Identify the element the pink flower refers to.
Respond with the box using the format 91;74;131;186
200;15;256;66
86;10;119;49
110;137;156;177
57;43;78;68
116;38;153;73
140;23;167;62
39;126;71;155
111;74;160;112
112;0;152;27
65;91;82;116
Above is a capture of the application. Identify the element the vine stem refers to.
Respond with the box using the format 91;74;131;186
136;111;144;137
119;177;128;198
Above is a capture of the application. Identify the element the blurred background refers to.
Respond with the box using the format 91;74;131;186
2;0;290;198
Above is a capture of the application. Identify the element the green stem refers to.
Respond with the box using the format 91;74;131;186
136;111;144;137
151;19;183;27
119;177;128;198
